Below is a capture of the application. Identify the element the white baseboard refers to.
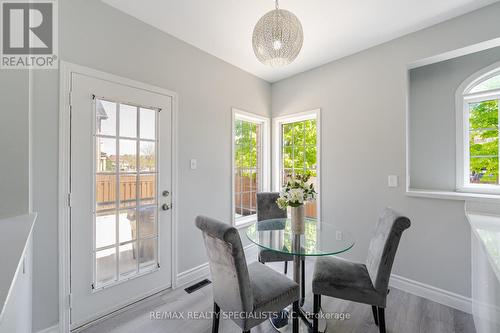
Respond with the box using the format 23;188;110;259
36;323;59;333
175;244;258;289
175;262;210;289
390;274;472;314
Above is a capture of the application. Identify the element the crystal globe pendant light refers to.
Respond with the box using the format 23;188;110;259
252;0;303;67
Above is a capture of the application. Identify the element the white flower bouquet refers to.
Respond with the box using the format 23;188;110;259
276;174;316;209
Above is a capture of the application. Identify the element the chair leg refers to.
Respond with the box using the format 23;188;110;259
313;294;320;333
292;301;299;333
212;302;220;333
377;307;386;333
371;305;379;326
284;261;288;275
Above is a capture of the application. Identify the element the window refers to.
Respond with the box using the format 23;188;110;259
232;109;270;226
274;110;320;219
94;98;159;288
459;67;500;193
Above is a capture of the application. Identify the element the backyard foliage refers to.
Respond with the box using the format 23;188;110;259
469;100;499;184
234;119;318;179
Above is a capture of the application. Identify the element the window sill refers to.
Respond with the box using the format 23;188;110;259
406;188;500;202
234;215;257;229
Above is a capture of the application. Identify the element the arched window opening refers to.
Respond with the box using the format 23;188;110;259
461;68;500;191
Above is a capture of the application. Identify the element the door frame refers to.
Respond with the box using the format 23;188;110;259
58;61;179;332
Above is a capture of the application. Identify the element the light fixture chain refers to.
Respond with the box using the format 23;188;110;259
275;0;279;10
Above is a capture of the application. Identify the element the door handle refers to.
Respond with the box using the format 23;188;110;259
162;204;170;211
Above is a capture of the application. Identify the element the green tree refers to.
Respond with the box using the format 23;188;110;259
469;100;499;184
282;120;317;178
234;120;258;177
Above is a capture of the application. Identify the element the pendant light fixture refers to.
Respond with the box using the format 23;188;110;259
252;0;303;67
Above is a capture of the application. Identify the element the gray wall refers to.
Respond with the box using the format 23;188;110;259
31;0;270;330
409;46;500;190
272;2;500;304
29;0;500;331
0;71;30;217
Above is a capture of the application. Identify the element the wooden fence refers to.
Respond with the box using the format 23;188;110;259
234;174;317;218
96;174;155;211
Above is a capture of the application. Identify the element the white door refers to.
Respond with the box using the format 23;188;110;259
70;73;173;328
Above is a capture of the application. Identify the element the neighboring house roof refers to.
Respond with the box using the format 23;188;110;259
96;100;109;120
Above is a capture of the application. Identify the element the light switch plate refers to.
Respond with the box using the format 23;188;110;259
190;159;197;170
388;175;398;187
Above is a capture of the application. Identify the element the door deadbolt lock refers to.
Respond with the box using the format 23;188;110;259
162;190;170;197
162;204;171;211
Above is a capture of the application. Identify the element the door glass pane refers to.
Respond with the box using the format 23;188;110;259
139;238;156;271
119;174;137;209
96;174;115;211
96;211;116;248
94;98;159;288
119;139;137;172
119;104;137;138
96;100;116;136
96;248;116;286
119;209;136;243
140;141;155;172
119;243;137;278
140;108;156;140
139;173;156;205
96;137;116;172
138;206;157;238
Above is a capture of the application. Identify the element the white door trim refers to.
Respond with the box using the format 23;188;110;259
58;61;179;333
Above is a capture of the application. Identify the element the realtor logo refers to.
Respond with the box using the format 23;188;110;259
1;0;58;69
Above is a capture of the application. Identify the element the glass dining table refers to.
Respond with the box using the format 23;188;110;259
246;218;355;332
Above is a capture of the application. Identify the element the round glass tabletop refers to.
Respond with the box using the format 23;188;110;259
246;218;355;256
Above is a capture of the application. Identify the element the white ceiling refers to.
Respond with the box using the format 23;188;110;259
102;0;498;83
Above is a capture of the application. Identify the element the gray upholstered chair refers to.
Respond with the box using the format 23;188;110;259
256;192;306;304
311;208;411;333
256;192;290;270
195;215;300;333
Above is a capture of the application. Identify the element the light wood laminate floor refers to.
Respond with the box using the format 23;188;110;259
79;259;475;333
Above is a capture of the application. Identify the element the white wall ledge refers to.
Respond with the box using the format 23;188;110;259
466;212;500;283
406;188;500;203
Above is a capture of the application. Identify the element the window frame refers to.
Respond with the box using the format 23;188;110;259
231;108;270;227
272;109;321;220
457;64;500;194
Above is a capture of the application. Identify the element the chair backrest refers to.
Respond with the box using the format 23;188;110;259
365;208;411;293
256;192;287;222
195;215;253;313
